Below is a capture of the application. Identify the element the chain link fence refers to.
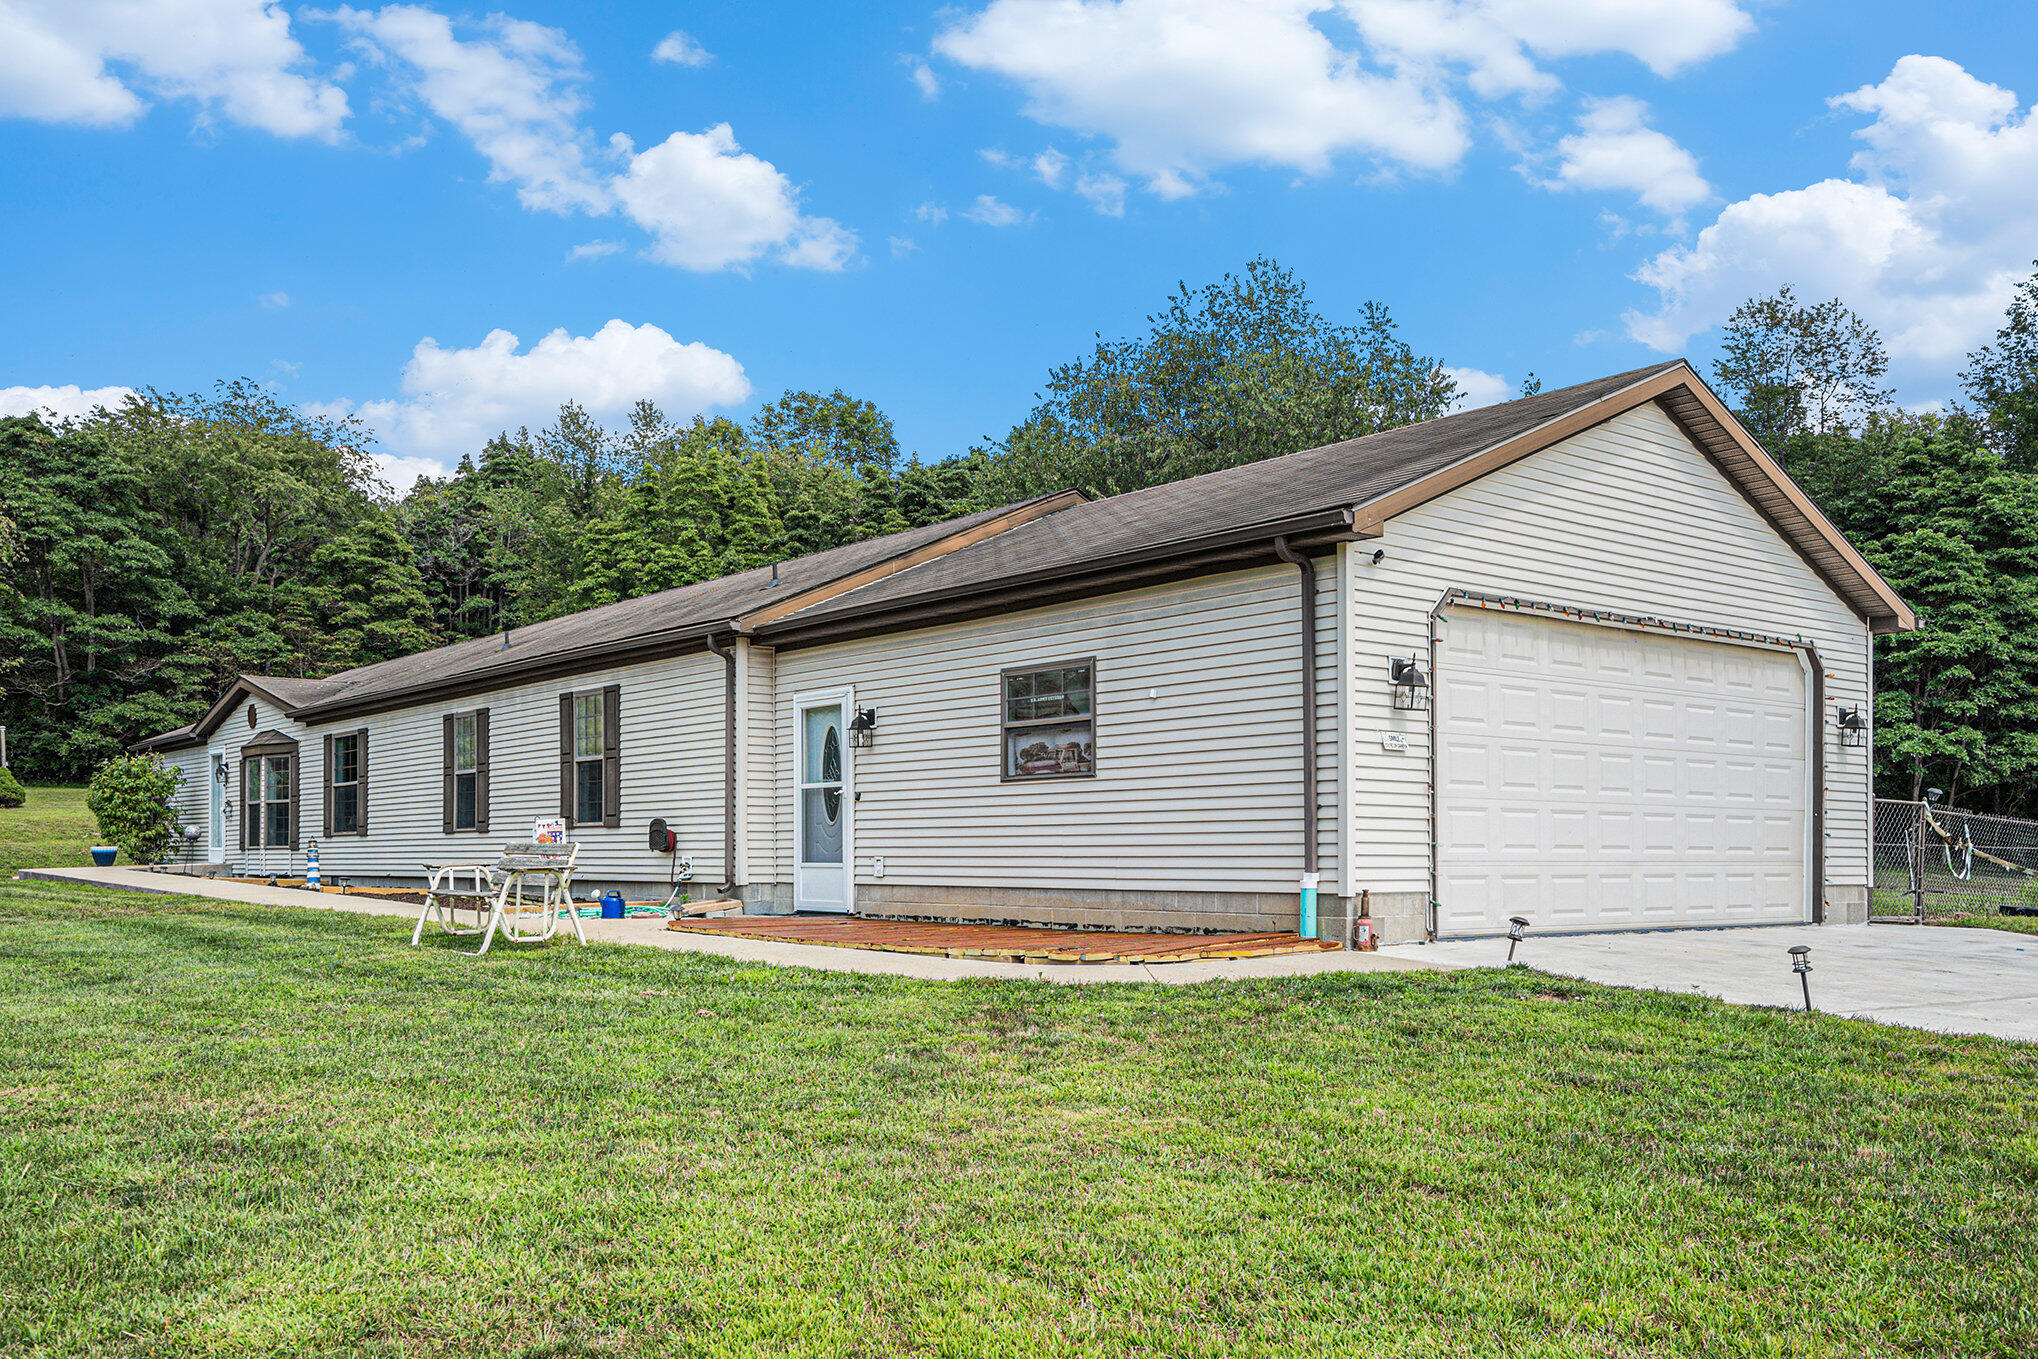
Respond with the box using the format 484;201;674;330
1873;798;2038;924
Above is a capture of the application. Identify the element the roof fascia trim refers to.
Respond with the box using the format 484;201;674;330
734;487;1089;629
1352;363;1915;632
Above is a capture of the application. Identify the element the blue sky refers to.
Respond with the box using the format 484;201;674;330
2;1;2033;492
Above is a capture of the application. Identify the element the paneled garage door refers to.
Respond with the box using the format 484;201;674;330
1435;607;1809;937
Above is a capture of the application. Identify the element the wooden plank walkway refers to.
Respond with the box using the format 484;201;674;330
665;915;1339;964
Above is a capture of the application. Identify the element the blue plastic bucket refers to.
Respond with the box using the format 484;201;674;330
598;890;626;919
90;846;118;867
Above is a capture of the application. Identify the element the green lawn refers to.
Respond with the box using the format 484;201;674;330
0;785;96;873
1;881;2034;1357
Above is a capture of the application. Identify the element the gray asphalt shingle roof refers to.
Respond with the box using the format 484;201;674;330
772;361;1686;628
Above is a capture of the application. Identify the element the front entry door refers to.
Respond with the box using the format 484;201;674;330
207;750;227;863
794;692;852;913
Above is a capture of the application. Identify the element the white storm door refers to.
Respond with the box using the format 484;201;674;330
207;750;227;862
1434;608;1810;937
793;692;852;913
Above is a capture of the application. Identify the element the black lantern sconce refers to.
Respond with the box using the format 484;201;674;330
1506;915;1529;963
1787;944;1813;1012
847;707;878;749
1389;656;1430;711
1836;705;1867;748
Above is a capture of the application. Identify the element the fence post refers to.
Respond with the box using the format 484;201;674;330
1911;812;1927;924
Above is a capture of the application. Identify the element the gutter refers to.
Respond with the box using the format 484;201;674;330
704;630;740;899
1270;537;1321;940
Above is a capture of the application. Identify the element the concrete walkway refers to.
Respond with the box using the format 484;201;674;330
16;866;1438;986
1394;923;2038;1042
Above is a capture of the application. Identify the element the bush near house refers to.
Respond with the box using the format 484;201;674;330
83;754;179;864
0;767;23;808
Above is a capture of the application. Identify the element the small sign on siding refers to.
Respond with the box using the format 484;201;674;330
1380;731;1409;752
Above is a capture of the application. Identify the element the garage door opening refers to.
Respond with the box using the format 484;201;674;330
1434;606;1811;937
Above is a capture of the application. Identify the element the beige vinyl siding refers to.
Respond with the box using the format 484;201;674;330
770;561;1341;895
1345;400;1874;898
310;651;727;888
738;640;776;886
163;747;211;861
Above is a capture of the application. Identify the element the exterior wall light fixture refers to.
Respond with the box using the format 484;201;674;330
847;707;878;749
1836;705;1868;748
1389;657;1430;711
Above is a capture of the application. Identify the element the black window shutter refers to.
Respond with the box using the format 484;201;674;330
601;684;621;828
475;708;491;836
288;752;300;851
240;757;251;851
558;694;574;824
442;714;455;834
356;727;369;836
322;735;333;839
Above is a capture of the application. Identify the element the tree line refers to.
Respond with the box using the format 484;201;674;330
4;256;2036;816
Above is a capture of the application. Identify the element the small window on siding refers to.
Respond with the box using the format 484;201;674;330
453;713;479;830
330;734;362;834
442;708;490;834
1001;660;1096;779
559;686;620;828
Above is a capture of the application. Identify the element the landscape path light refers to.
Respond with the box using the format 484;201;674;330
1788;944;1813;1013
1506;915;1529;963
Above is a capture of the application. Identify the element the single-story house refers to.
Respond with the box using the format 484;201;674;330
134;360;1913;944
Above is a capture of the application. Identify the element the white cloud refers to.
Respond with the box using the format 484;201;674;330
565;238;623;262
0;383;137;422
962;194;1028;226
914;201;948;225
934;0;1468;197
1342;0;1753;95
323;320;752;466
258;290;292;308
0;0;346;137
613;124;855;271
651;29;711;67
1543;95;1709;214
1444;365;1510;409
1626;55;2038;383
1074;168;1129;216
888;235;918;257
326;4;607;213
1031;147;1069;187
933;0;1756;199
328;6;852;272
905;57;940;99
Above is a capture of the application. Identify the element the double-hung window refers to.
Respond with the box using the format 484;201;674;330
329;733;362;834
441;709;489;834
242;750;294;848
559;686;620;828
1001;660;1096;779
453;714;479;830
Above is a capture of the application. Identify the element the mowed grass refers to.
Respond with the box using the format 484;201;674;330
0;882;2035;1358
0;785;96;873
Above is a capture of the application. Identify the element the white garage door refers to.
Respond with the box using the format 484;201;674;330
1435;607;1809;936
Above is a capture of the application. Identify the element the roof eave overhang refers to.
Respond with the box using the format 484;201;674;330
758;505;1366;649
1351;363;1915;633
283;487;1094;724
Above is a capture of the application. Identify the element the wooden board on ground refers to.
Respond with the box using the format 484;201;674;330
665;915;1339;964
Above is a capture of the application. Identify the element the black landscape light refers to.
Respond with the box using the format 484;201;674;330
1389;656;1431;711
1836;705;1868;748
1506;915;1529;962
1788;944;1813;1013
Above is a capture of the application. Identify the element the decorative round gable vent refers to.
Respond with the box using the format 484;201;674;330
247;703;258;729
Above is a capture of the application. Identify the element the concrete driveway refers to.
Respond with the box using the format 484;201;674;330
1392;923;2038;1042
